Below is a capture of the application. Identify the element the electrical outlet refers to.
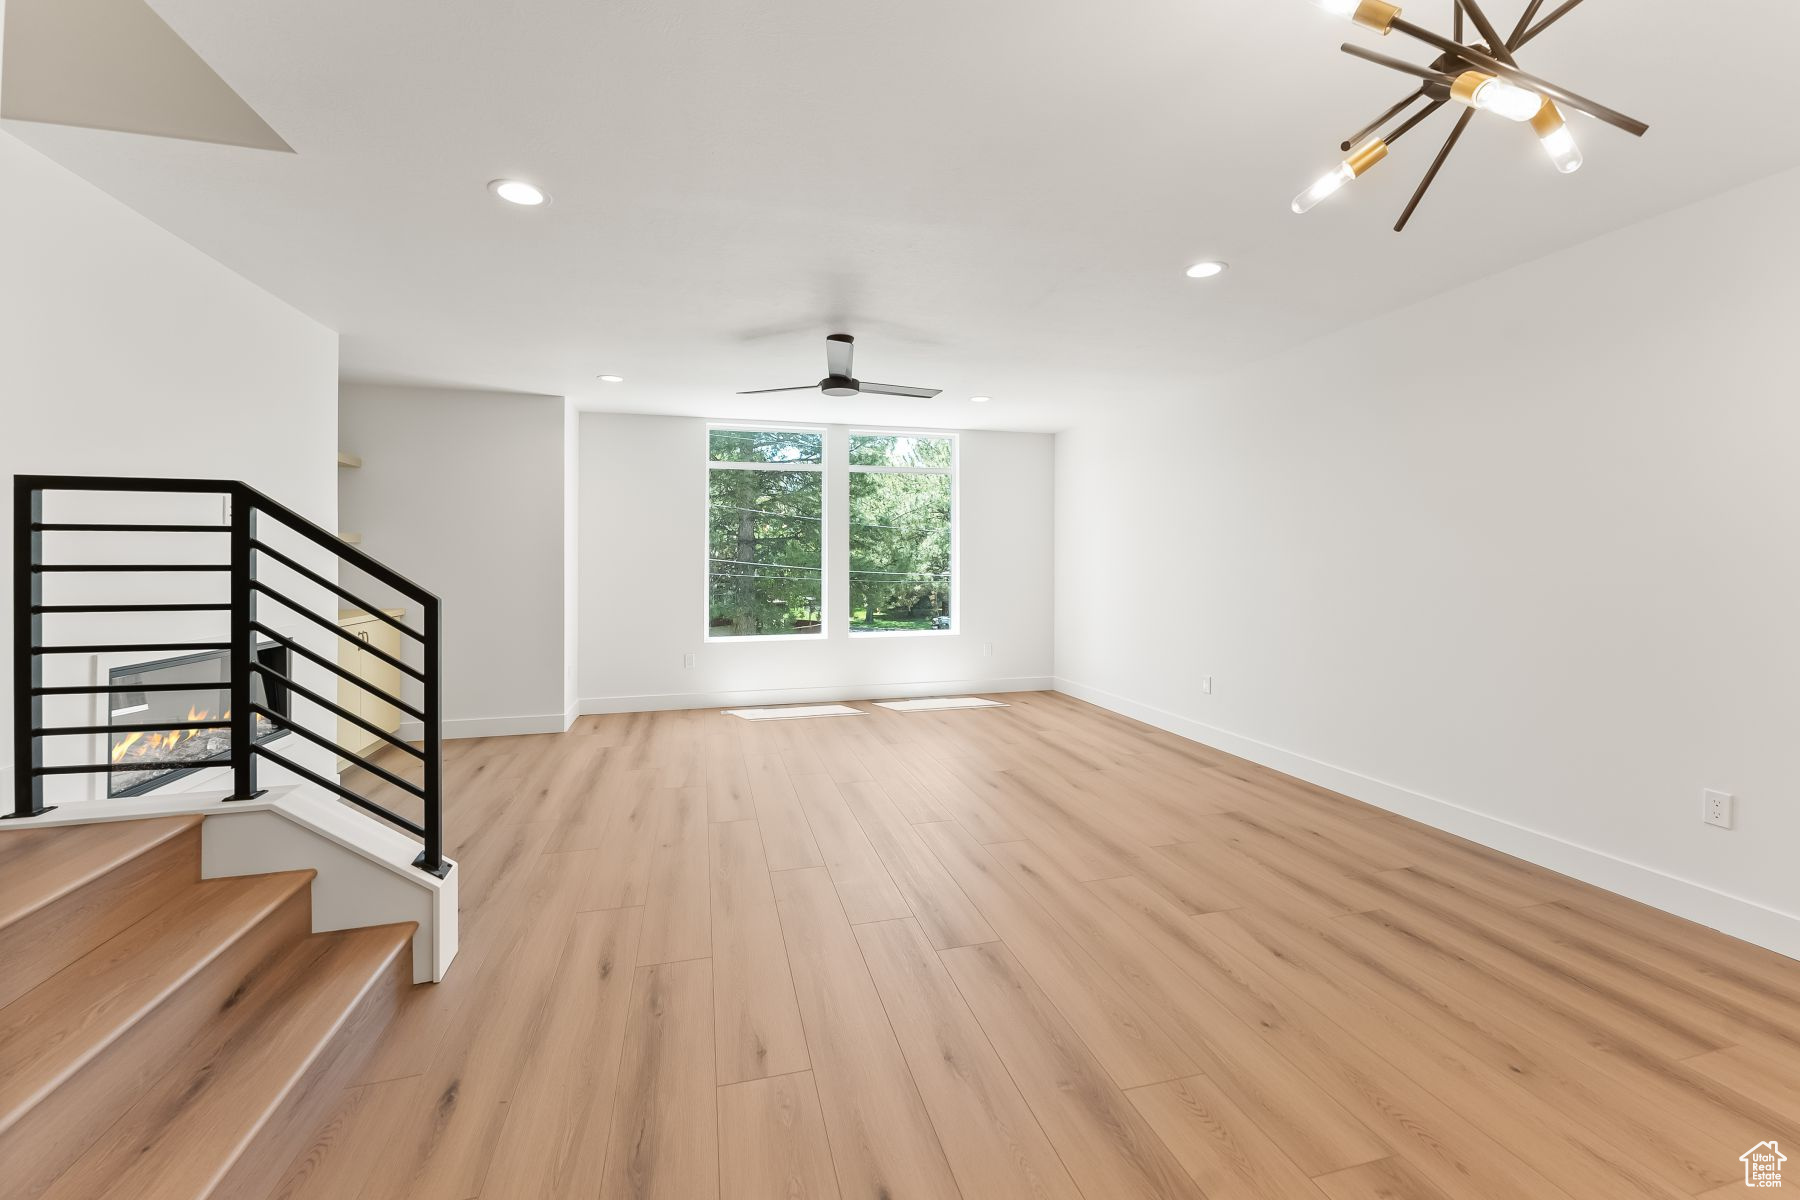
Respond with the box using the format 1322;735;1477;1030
1702;789;1733;829
683;652;695;669
1202;675;1213;695
982;641;993;658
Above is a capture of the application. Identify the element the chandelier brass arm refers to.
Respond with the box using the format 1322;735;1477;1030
1340;85;1428;151
1515;0;1587;49
1341;43;1460;85
1387;15;1647;136
1396;109;1477;232
1507;0;1549;45
1455;0;1517;66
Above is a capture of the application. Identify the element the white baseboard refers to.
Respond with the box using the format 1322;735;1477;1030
415;679;1055;733
580;676;1053;716
1055;677;1800;962
398;702;578;741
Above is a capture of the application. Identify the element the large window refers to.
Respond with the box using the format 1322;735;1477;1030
849;432;953;634
707;427;825;638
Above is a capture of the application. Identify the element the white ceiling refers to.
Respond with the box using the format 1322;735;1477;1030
6;0;1796;432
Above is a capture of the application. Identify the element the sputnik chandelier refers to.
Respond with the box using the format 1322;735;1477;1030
1295;0;1648;230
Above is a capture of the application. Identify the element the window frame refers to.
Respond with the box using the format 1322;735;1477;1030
703;422;829;644
846;428;958;639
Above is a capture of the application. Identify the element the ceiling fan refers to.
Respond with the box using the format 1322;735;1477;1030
737;334;942;399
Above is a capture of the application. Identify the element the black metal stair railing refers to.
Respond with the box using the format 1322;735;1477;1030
9;475;447;877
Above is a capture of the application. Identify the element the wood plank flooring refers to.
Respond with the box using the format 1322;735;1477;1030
278;691;1800;1199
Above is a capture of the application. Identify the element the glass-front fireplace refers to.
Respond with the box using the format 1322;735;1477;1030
107;643;291;798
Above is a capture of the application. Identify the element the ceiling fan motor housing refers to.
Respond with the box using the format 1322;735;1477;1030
821;375;859;397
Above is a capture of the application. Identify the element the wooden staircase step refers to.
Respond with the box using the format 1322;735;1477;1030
0;815;200;929
0;868;317;1138
0;816;203;1009
36;921;414;1200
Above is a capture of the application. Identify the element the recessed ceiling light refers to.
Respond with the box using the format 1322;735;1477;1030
598;375;624;383
970;396;991;403
489;179;548;206
1185;261;1228;279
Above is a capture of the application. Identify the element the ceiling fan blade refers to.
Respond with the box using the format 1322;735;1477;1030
825;333;854;377
736;385;819;395
858;383;942;398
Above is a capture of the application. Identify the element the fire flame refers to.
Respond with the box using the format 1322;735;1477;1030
110;705;229;764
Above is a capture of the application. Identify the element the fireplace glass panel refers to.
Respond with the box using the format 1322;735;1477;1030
107;644;289;797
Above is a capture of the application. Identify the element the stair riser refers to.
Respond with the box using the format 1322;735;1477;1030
0;827;199;1010
0;885;314;1200
206;933;412;1200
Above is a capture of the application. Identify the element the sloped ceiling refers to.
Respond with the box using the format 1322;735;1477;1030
1;0;287;151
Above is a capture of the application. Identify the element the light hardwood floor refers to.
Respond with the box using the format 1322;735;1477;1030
272;692;1800;1200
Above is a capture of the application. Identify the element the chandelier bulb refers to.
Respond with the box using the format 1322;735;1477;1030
1313;0;1401;33
1292;139;1389;214
1450;71;1546;122
1532;101;1584;173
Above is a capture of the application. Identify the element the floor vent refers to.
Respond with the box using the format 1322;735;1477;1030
722;704;865;721
873;697;1008;712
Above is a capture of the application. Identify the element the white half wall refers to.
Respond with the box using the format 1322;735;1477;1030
1054;165;1800;958
338;383;573;737
1;784;459;983
578;413;1054;710
0;130;339;810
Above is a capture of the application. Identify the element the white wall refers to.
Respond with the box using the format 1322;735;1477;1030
1055;165;1800;956
578;413;1054;710
338;383;573;736
0;130;340;808
563;400;580;717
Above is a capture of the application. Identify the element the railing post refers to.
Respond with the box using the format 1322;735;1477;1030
226;486;262;801
414;594;447;876
8;479;51;818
